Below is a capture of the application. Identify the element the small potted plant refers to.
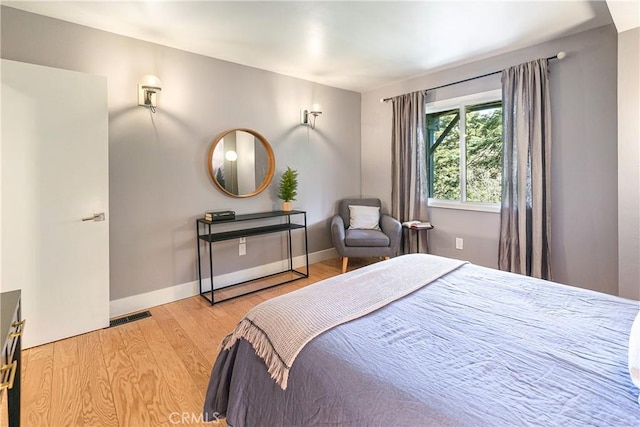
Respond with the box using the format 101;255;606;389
278;166;298;211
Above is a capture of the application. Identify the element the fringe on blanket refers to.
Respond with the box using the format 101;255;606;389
221;318;291;389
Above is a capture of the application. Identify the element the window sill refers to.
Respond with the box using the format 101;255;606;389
428;199;501;213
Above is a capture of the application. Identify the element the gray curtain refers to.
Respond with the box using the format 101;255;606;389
499;59;552;279
391;90;429;254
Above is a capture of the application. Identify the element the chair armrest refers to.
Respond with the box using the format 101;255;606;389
380;214;402;255
331;215;347;255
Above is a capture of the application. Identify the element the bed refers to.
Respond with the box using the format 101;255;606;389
203;254;640;426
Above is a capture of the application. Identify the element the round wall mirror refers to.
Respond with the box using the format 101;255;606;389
207;128;275;198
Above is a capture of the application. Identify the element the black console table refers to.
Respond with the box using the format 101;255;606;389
196;210;309;305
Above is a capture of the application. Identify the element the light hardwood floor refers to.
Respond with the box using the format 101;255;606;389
1;257;380;427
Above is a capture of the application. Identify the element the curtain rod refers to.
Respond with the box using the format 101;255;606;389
381;51;566;103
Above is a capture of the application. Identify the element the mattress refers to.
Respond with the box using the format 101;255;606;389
204;257;640;426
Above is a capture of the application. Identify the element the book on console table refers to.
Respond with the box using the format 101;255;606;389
204;210;236;222
402;220;434;229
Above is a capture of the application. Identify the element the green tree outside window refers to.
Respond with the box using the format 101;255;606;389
427;100;502;204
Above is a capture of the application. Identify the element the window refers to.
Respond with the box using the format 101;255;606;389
426;90;502;209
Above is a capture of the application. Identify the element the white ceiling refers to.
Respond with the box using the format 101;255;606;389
3;1;616;92
606;0;640;33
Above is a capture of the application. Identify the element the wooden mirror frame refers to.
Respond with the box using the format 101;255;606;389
207;128;275;198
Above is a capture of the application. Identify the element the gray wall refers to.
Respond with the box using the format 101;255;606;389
1;6;361;300
362;25;620;295
1;7;631;301
617;27;640;300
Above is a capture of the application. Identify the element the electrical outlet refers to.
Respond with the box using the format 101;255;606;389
239;237;246;244
239;243;246;256
455;238;464;250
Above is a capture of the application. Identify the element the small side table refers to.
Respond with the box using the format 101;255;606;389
403;222;434;253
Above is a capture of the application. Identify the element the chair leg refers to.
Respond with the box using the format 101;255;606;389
341;257;349;273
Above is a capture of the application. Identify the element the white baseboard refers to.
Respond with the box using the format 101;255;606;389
109;248;338;318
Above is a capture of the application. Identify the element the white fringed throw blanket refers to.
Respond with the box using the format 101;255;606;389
221;254;466;389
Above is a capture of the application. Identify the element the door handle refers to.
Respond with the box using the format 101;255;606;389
82;213;105;222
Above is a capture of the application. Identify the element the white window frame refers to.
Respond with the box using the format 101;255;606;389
426;89;502;213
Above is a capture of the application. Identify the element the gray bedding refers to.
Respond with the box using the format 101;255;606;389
204;260;640;426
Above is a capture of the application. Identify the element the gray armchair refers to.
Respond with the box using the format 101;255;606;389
331;198;402;273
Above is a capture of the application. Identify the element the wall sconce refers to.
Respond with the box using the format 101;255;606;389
138;74;162;113
225;150;238;162
300;104;322;129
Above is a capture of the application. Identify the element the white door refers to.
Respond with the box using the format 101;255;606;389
1;59;109;348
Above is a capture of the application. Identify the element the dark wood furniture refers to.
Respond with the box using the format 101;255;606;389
404;223;434;253
196;210;309;305
1;290;23;427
